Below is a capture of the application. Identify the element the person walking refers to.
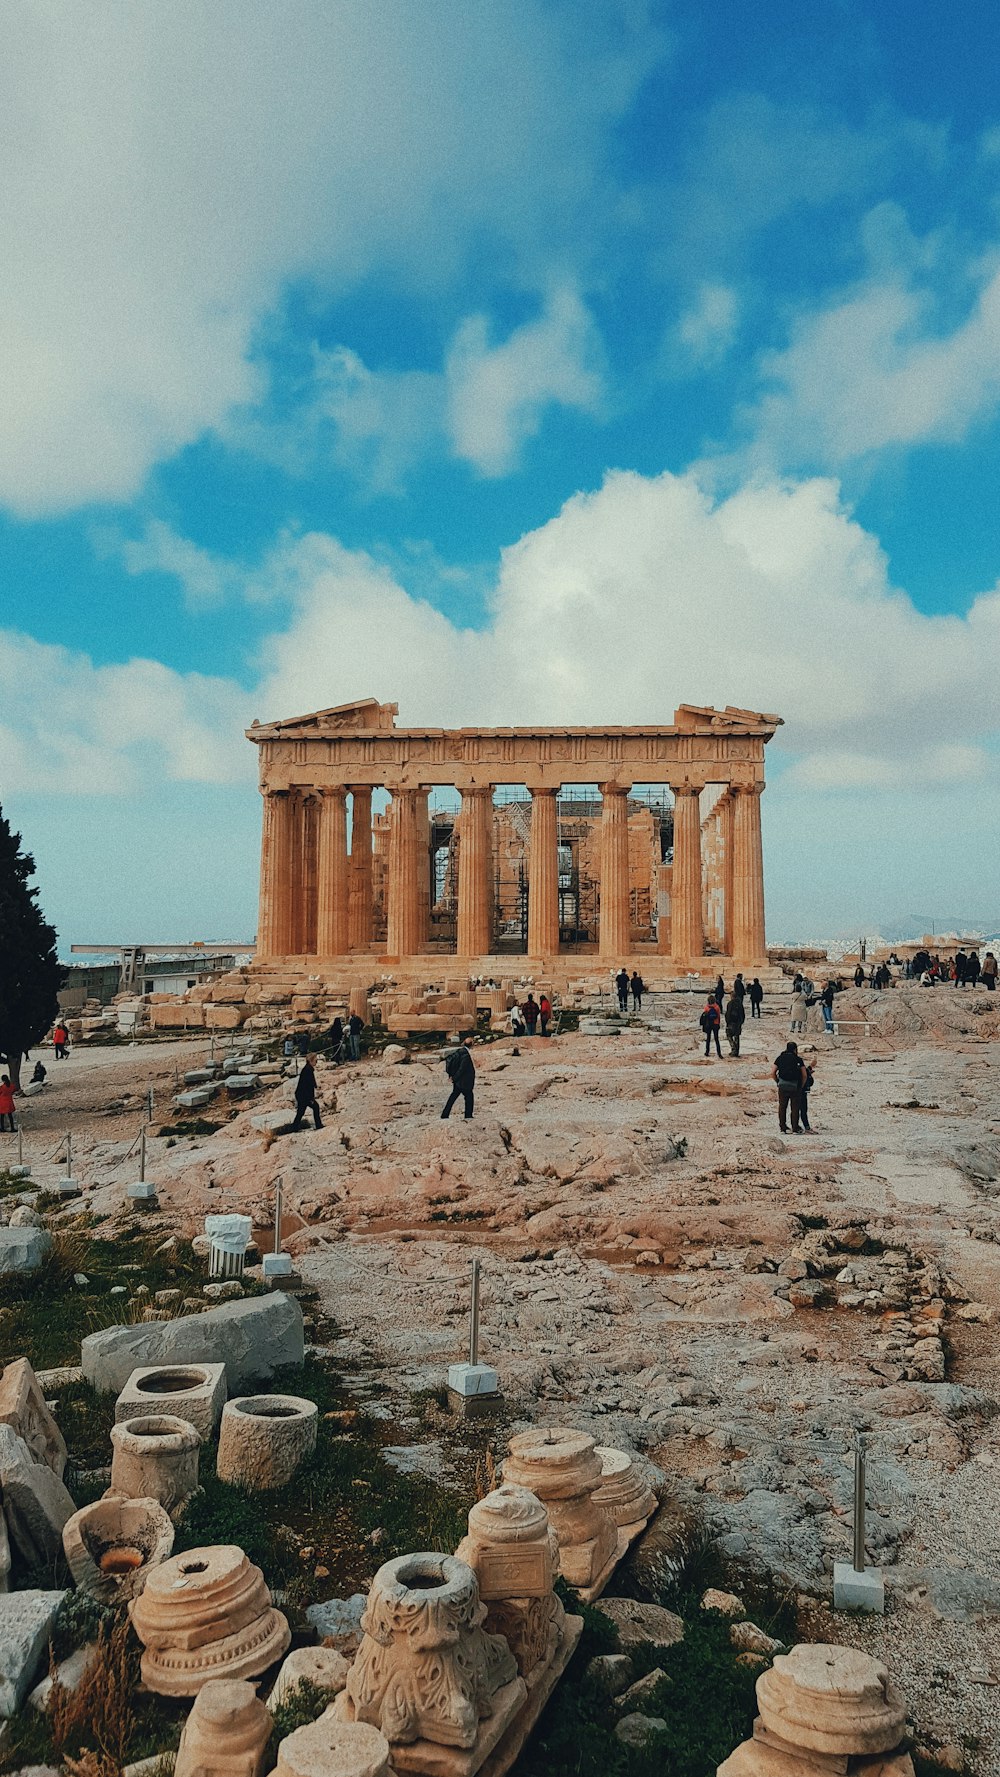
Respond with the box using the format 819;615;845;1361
724;993;745;1057
347;1012;364;1061
615;968;629;1013
773;1042;806;1133
539;994;552;1037
441;1038;475;1119
799;1057;816;1132
290;1054;323;1130
789;987;808;1033
748;977;764;1018
52;1020;69;1060
700;997;722;1058
732;972;746;1004
981;952;998;991
522;994;539;1036
0;1075;16;1133
630;972;645;1011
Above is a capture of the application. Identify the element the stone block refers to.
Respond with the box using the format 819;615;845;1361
82;1292;305;1394
0;1426;76;1567
175;1678;271;1777
268;1645;349;1711
206;1005;245;1030
0;1359;68;1476
0;1589;68;1715
833;1562;885;1614
110;1415;200;1516
216;1395;318;1491
0;1228;51;1275
115;1363;227;1441
447;1363;499;1398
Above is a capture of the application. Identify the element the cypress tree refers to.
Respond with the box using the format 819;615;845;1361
0;806;64;1090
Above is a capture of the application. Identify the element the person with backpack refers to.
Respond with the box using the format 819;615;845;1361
724;993;745;1057
773;1041;806;1133
699;998;722;1057
539;994;553;1036
441;1038;476;1119
748;978;764;1018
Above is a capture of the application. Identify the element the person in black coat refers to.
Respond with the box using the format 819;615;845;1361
291;1054;323;1129
441;1039;476;1120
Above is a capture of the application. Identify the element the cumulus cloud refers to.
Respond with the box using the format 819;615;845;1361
445;287;605;476
0;0;657;515
0;630;251;793
250;470;1000;792
674;283;739;367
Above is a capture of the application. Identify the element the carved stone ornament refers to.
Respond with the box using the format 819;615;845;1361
0;1359;68;1478
109;1413;200;1517
756;1643;907;1756
62;1494;174;1602
455;1484;563;1680
502;1428;617;1591
592;1447;657;1534
341;1552;519;1749
130;1543;291;1697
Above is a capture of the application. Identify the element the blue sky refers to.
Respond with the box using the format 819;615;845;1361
2;0;1000;949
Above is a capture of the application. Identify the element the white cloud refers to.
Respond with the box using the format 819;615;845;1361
674;283;739;367
0;630;251;793
107;520;240;610
0;1;656;515
743;234;1000;467
445;287;605;475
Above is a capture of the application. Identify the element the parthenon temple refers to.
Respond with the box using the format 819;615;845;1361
248;699;782;979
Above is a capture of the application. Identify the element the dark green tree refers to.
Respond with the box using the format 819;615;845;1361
0;807;64;1090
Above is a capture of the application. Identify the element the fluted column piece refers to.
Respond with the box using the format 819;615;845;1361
731;783;766;960
720;791;735;955
598;782;631;957
671;784;704;961
386;789;426;959
527;787;560;958
456;786;494;956
316;787;350;956
257;789;297;958
348;787;374;951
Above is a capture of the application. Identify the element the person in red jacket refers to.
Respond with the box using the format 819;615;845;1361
539;994;552;1036
0;1076;17;1133
53;1021;69;1059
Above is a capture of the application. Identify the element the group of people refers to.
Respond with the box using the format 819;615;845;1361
789;976;842;1035
773;1042;815;1133
698;972;765;1057
615;969;646;1012
508;993;553;1037
853;962;893;990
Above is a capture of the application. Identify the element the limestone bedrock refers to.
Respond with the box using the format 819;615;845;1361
82;1292;304;1393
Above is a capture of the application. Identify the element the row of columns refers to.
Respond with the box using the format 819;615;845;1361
257;779;766;962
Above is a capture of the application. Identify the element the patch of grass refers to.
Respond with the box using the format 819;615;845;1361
267;1678;340;1753
157;1119;222;1138
174;1357;472;1607
55;1381;118;1472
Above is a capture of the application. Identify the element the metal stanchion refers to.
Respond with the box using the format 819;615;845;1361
834;1427;884;1612
469;1256;481;1367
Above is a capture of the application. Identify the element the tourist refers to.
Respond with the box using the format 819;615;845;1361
326;1017;345;1062
615;968;629;1013
522;994;539;1036
290;1054;323;1131
699;997;722;1058
52;1020;69;1059
853;964;865;988
732;972;746;1004
773;1042;806;1133
792;972;804;995
981;952;998;991
713;973;725;1007
30;1060;47;1085
967;951;981;989
789;986;808;1033
347;1012;364;1061
0;1076;16;1133
820;981;837;1034
799;1057;816;1133
630;971;645;1011
441;1038;475;1120
748;978;764;1018
724;993;745;1057
507;1003;525;1036
539;993;553;1037
954;950;967;987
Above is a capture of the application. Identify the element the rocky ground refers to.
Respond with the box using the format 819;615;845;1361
7;984;1000;1771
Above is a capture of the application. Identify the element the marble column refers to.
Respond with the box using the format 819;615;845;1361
257;787;295;958
348;787;374;951
598;782;631;958
456;786;494;956
730;782;766;959
720;791;735;955
299;793;319;956
386;789;426;958
315;787;349;956
671;784;704;961
527;787;560;957
414;789;431;950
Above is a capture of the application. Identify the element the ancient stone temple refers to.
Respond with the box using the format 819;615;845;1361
248;698;781;978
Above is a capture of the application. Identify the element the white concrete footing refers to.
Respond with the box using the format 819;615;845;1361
833;1560;885;1613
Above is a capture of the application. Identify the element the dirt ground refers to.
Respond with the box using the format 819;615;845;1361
8;986;1000;1771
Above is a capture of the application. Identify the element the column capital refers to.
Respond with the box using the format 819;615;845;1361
671;781;704;799
730;780;764;798
525;782;558;799
598;780;632;798
260;783;291;799
460;783;495;801
315;783;348;801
